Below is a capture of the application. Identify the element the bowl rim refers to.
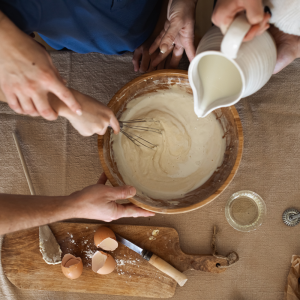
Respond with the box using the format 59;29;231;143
98;69;244;214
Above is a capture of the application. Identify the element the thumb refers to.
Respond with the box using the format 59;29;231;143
107;185;137;201
109;115;120;134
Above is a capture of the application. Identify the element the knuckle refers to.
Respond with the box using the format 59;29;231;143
8;104;20;113
120;188;129;199
24;109;35;115
165;33;176;43
1;82;10;93
40;108;52;117
61;90;73;100
25;82;37;93
40;109;57;120
250;15;264;24
40;72;55;84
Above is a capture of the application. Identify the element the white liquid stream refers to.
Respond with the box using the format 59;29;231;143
112;86;226;200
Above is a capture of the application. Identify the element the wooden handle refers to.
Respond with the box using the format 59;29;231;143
12;132;36;195
148;254;188;287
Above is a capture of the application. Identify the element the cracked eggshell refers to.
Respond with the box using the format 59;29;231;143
94;226;118;251
61;254;83;280
92;251;116;275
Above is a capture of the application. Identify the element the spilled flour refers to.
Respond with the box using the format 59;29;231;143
112;86;226;200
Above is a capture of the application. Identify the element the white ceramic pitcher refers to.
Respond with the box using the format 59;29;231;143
188;14;277;118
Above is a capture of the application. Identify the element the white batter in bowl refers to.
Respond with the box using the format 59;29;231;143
112;86;226;200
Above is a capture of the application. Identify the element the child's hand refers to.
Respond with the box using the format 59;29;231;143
148;0;196;69
212;0;270;42
269;26;300;74
49;89;120;136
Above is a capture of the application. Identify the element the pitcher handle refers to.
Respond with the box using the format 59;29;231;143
221;14;251;59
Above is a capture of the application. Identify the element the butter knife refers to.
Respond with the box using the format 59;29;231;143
115;233;188;286
12;132;62;265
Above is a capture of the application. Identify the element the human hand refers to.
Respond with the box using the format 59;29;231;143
148;0;196;69
269;26;300;74
132;0;169;72
53;89;120;136
132;34;168;73
70;173;155;222
0;12;81;120
212;0;270;42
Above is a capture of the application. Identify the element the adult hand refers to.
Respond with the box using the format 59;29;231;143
269;26;300;74
0;173;154;235
70;173;155;222
149;0;196;69
51;88;120;136
212;0;270;42
0;12;81;120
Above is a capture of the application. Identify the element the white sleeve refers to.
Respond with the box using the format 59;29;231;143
265;0;300;36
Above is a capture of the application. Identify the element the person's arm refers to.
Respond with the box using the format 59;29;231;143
148;0;197;69
269;26;300;74
0;11;81;120
0;87;120;136
0;173;154;235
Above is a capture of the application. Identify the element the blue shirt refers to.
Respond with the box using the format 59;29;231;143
0;0;161;54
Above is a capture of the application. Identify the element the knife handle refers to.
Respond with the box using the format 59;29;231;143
149;254;188;287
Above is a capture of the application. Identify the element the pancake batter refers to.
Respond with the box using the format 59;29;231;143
112;86;226;200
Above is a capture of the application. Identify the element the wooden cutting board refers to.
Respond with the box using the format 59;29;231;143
2;223;228;298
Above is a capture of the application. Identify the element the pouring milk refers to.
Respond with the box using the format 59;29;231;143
189;14;277;118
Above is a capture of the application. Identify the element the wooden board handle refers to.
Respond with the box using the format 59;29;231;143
148;254;188;287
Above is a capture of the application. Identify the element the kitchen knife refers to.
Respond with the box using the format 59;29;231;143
12;132;62;265
115;233;188;286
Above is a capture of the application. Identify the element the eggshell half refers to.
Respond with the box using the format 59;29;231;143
92;251;116;275
61;254;83;280
94;226;118;251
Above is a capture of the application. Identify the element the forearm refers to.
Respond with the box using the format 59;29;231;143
0;194;75;235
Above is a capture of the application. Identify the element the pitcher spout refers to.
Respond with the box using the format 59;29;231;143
188;51;244;118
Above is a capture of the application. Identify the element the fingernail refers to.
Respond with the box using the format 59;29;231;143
76;109;82;116
160;44;168;54
220;24;227;35
264;6;272;16
129;187;136;197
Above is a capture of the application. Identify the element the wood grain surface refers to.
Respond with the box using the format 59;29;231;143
2;223;229;298
98;70;244;214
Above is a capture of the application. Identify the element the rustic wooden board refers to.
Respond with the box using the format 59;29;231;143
2;223;228;298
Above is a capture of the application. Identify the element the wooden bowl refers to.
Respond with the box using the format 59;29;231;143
98;70;243;214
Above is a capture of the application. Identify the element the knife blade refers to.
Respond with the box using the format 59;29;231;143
115;233;187;286
12;132;62;265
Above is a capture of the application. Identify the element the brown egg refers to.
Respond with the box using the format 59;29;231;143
92;251;116;275
61;254;83;280
94;226;118;251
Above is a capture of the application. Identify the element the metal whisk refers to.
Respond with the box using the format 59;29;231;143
119;119;161;149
